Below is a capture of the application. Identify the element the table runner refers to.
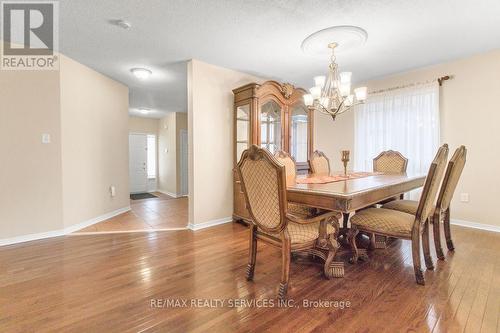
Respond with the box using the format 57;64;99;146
295;172;379;184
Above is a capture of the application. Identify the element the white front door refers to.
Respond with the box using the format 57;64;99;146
129;134;148;193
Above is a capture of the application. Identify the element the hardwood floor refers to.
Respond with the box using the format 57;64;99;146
75;192;188;233
1;223;499;332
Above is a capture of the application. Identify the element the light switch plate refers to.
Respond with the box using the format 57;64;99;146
42;133;51;144
460;193;469;202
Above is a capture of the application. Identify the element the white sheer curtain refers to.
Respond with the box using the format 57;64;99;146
354;82;440;197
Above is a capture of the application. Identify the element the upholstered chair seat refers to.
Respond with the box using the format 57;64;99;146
382;200;419;215
349;208;415;238
262;219;337;244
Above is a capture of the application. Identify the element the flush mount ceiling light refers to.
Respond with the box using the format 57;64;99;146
138;108;151;114
301;25;368;57
131;68;152;80
109;19;132;30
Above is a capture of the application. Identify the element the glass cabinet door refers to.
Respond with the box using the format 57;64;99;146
290;103;309;163
236;104;250;163
260;100;282;154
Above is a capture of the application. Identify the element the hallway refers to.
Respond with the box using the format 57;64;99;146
75;193;188;233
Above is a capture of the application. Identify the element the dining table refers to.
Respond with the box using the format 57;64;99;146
286;171;426;276
287;172;426;215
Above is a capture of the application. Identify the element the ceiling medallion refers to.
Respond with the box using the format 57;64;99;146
301;25;368;57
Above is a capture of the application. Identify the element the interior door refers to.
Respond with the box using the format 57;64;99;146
129;134;148;193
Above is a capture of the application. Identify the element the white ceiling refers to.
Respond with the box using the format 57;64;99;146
59;0;500;119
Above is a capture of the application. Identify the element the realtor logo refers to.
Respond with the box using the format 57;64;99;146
1;0;59;70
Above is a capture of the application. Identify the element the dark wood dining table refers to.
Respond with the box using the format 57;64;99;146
286;172;426;276
287;172;426;214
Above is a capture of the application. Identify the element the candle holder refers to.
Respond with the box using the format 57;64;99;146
341;150;350;176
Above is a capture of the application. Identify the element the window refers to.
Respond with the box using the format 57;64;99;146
147;135;156;178
354;82;440;198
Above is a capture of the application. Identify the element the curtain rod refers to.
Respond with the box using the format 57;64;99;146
368;75;452;95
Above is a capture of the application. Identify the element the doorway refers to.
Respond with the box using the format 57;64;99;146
129;133;148;193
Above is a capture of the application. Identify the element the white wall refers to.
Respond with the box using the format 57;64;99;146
188;59;265;226
315;49;500;228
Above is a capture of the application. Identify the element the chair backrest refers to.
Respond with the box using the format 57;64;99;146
237;145;288;233
436;146;467;212
309;150;330;174
274;150;296;185
415;144;449;223
373;150;408;174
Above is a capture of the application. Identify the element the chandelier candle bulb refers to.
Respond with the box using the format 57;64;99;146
354;87;368;101
340;83;351;97
310;86;321;99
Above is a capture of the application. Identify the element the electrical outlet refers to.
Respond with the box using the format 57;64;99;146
460;193;469;203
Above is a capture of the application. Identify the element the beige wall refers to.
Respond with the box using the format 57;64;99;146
316;49;500;227
188;59;265;226
0;68;63;238
129;116;159;135
158;113;178;195
60;55;130;228
0;53;130;241
175;113;187;193
314;110;355;172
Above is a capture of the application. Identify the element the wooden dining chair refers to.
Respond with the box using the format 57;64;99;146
275;151;319;217
238;145;342;299
373;150;409;175
348;144;449;285
309;150;331;174
382;146;467;259
370;150;409;247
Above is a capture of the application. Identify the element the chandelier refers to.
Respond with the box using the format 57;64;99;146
303;42;367;120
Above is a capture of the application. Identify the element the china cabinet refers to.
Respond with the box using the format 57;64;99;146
232;80;314;223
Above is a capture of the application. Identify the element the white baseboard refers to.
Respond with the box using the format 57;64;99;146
450;219;500;233
157;189;180;198
0;206;131;247
63;207;131;234
188;217;233;231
